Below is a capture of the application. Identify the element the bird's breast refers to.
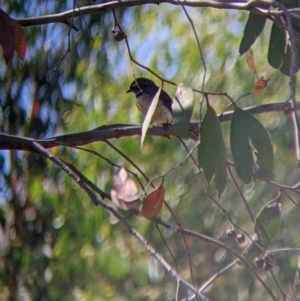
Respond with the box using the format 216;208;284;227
136;96;173;124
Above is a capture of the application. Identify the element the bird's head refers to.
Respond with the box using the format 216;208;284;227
126;78;157;96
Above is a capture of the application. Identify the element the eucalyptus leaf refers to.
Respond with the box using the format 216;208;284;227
280;45;300;76
268;23;286;69
230;108;254;183
141;87;161;148
242;237;263;262
239;13;266;56
254;200;281;247
280;45;292;76
198;106;227;196
230;107;274;183
275;0;300;75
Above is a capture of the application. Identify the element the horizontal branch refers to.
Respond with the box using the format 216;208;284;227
0;102;298;152
17;0;284;28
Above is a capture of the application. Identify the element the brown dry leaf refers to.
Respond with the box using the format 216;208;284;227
251;76;270;93
246;48;259;80
12;18;26;60
140;184;164;219
111;167;141;210
0;9;26;63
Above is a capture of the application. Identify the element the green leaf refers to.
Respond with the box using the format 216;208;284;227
230;109;254;183
140;87;161;148
230;107;274;183
242;237;263;261
268;23;286;69
277;0;300;76
239;13;266;55
173;83;194;139
198;106;227;197
254;199;281;247
280;45;292;77
280;45;300;76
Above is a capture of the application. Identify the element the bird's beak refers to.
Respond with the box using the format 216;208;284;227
126;89;131;93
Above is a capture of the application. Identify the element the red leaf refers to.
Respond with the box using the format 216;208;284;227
12;18;26;60
111;167;141;210
0;10;14;63
140;184;164;219
0;9;26;63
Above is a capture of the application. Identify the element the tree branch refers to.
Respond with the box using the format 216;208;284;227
1;102;299;151
17;0;293;28
30;140;208;300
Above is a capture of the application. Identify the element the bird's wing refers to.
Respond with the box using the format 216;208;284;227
160;90;173;113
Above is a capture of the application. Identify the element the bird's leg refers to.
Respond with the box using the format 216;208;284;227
162;123;170;132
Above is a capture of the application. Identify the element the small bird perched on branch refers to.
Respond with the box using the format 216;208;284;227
127;77;199;141
126;77;173;126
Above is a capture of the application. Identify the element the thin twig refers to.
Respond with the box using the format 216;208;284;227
266;248;300;254
74;145;146;191
198;260;238;294
282;190;300;210
154;220;277;301
60;158;110;199
156;223;178;273
164;201;197;294
105;140;153;188
227;162;255;223
270;269;289;301
185;260;238;300
54;3;74;72
75;0;93;41
181;5;207;121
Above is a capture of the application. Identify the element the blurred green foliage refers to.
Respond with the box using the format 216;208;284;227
0;1;300;301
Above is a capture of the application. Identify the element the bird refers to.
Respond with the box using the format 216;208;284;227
127;77;199;141
126;77;173;125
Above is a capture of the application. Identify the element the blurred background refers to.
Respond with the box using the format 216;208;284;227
0;1;299;300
